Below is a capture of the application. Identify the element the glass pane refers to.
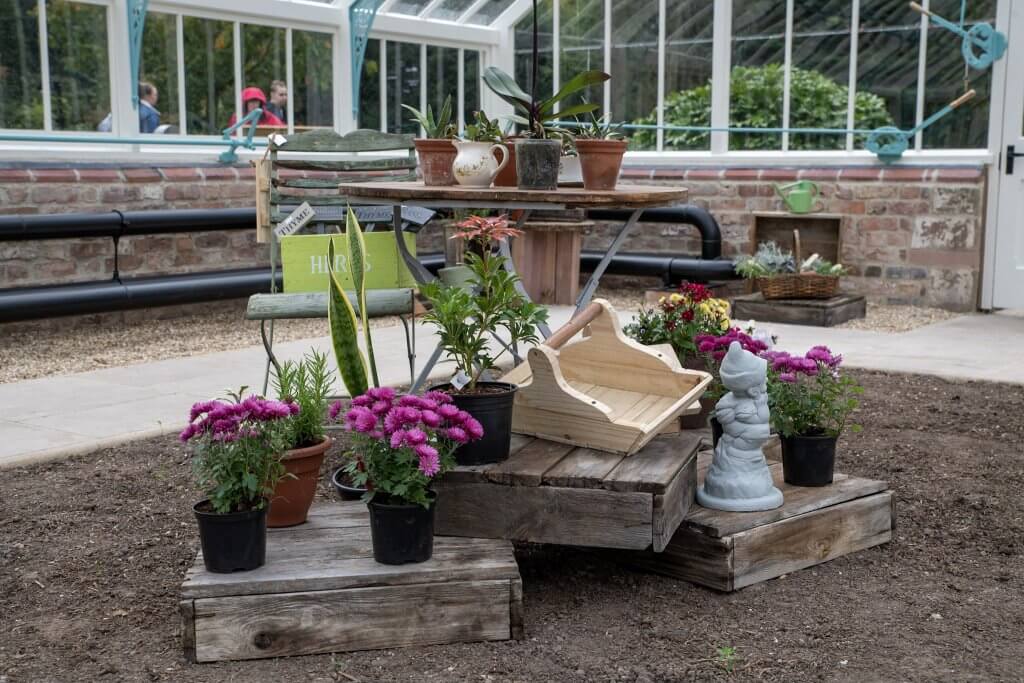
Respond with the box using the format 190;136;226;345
183;17;234;135
559;0;604;110
0;0;43;129
514;0;553;130
47;0;110;132
464;50;480;120
611;0;659;151
390;0;432;16
241;24;286;128
428;0;477;21
789;0;852;150
386;41;421;134
857;0;919;141
466;0;516;26
359;39;381;129
659;0;714;151
730;0;786;150
923;0;994;149
293;29;333;128
140;12;179;131
426;45;459;123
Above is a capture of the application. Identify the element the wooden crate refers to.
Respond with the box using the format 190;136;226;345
627;451;893;591
434;431;701;552
731;292;866;327
753;212;842;263
180;504;523;663
510;220;589;306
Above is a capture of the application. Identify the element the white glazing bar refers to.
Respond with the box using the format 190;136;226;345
656;0;666;152
176;13;187;135
603;0;611;114
38;0;52;131
457;48;465;132
552;0;560;93
914;0;929;150
458;0;491;24
420;42;427;136
379;39;388;132
846;0;860;151
286;28;295;134
782;0;794;151
233;22;243;127
333;25;348;133
710;0;732;154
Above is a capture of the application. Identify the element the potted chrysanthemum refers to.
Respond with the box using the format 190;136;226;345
181;391;298;573
763;346;862;486
331;387;483;565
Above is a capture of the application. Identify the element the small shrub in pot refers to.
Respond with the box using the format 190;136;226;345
404;96;457;186
573;114;628;190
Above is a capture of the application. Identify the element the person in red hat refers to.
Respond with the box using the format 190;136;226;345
228;86;285;127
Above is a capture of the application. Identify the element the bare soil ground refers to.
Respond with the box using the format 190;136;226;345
2;370;1023;682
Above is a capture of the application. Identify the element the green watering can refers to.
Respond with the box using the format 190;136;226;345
774;180;821;214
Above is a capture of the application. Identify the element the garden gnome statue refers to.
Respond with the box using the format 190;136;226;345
696;341;784;512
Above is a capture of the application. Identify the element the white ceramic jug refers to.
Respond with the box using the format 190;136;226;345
452;141;510;188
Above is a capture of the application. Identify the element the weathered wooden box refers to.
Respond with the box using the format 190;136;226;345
731;292;866;327
435;431;701;551
628;451;893;591
180;504;523;663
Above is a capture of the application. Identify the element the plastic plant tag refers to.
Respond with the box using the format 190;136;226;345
270;133;288;147
450;369;471;391
274;202;315;238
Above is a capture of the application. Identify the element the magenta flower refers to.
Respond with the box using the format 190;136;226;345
424;390;453;405
345;406;378;434
415;444;440;477
445;426;468;444
371;400;391;415
328;400;343;420
778;372;797;383
421;409;442;427
398;406;422;425
398;395;424;408
351;395;372;407
464;417;484;439
405;428;427;445
366;386;396;402
390;430;407;449
438;404;460;419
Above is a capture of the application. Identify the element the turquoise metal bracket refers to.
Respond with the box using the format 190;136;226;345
219;108;264;163
350;0;384;121
914;0;1006;71
127;0;150;109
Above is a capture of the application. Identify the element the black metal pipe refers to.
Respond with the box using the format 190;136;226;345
586;206;722;261
0;208;255;241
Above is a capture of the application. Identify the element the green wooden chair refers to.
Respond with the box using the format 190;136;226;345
248;128;433;393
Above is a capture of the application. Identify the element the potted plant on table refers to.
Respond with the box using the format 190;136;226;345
763;346;862;486
421;214;549;465
574;113;627;190
483;1;608;191
331;387;483;564
266;349;334;527
403;95;457;186
181;390;297;573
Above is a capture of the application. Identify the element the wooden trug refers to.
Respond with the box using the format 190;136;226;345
435;431;702;552
627;450;893;591
503;299;711;455
180;504;523;663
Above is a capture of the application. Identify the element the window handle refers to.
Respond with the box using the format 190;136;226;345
1009;145;1024;175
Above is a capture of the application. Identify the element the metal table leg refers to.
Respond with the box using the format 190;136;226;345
574;208;643;314
393;205;435;285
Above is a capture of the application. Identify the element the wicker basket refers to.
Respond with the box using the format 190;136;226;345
757;273;840;300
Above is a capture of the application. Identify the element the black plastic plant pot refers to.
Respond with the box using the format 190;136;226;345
367;494;436;565
193;500;267;573
780;433;838;486
515;139;561;191
431;382;518;466
332;467;368;501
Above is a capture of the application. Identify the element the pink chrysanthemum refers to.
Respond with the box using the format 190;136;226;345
420;409;442;428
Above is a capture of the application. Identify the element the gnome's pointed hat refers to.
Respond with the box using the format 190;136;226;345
719;340;767;391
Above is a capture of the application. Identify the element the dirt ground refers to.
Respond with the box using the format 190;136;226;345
2;370;1023;682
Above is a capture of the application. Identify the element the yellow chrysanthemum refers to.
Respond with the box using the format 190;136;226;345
720;317;731;331
669;293;683;302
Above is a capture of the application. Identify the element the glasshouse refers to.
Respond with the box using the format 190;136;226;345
1;0;1023;680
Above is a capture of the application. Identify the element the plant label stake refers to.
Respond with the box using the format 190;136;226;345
274;201;315;239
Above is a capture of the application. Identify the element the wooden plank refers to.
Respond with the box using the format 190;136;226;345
274;128;415;153
255;159;272;244
509;578;525;640
444;434;536;484
245;289;414;320
651;450;698;552
587;385;646;419
434;481;654;550
628;528;735;592
337;181;688;209
541;447;624;488
274;157;416;174
484;439;575;486
732;491;893;589
602;432;701;493
180;600;196;663
553;229;582;306
731;293;866;328
192;580;512;662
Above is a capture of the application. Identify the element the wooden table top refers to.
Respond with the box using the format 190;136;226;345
336;181;688;208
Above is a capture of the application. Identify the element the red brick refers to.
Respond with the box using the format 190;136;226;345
934;167;983;181
32;169;77;183
160;167;201;182
840;168;883;181
164;185;202;201
0;169;32;182
77;169;122;183
651;168;686;179
123;168;163;183
620;168;653;180
30;186;76;204
201;166;238;180
685;169;722;180
722;169;760;180
882;168;926;182
759;168;799;180
798;168;840;181
235;167;256;179
102;186;142;203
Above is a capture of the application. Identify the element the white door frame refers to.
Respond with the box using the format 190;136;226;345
981;0;1022;309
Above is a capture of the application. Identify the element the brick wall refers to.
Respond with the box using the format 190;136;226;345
0;162;986;311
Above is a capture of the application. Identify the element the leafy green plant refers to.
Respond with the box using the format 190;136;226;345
716;646;738;674
632;65;893;151
328;207;378;398
483;63;608;138
421;215;548;391
733;241;797;279
402;95;455;139
273;349;334;448
801;254;847;275
463;110;505;143
575;113;625;141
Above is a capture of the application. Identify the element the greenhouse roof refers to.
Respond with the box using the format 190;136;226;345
376;0;527;28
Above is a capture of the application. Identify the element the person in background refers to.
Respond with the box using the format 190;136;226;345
139;82;160;133
228;86;285;127
266;80;288;122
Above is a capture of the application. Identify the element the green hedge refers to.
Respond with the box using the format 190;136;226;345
632;64;893;151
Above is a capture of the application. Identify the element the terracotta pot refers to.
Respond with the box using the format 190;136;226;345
493;138;519;186
575;139;628;190
413;139;457;186
267;436;331;528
